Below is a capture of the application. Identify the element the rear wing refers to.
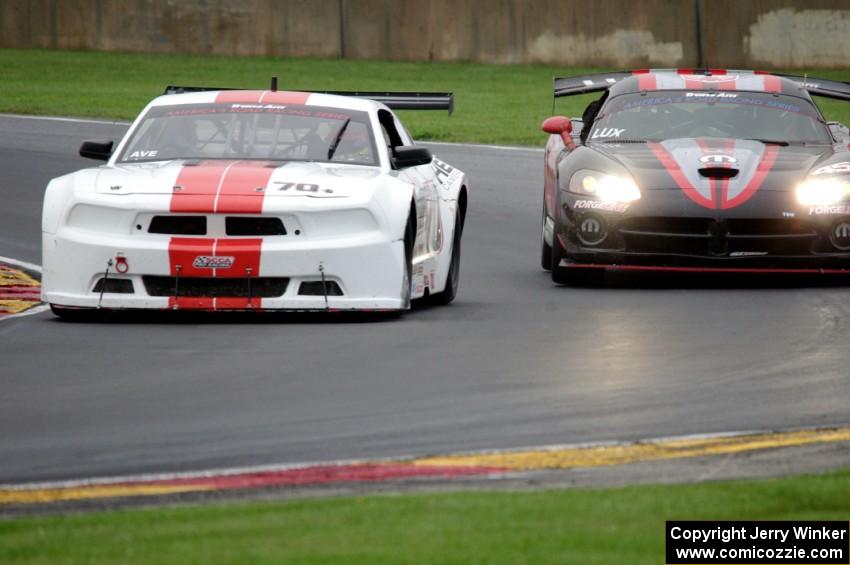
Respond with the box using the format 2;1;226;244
552;69;850;101
163;84;454;115
553;72;635;98
771;73;850;101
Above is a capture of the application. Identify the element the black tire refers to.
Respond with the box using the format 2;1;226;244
426;210;462;305
400;208;416;309
551;236;604;286
541;207;553;271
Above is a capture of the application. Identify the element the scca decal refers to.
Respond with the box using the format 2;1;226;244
193;256;235;269
813;162;850;175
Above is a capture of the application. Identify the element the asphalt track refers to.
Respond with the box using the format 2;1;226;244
1;115;849;485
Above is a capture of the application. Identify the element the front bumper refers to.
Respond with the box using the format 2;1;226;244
42;227;407;311
556;192;850;269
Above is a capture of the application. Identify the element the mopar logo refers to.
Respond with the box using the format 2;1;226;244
193;256;235;269
830;221;850;251
577;215;607;246
699;154;738;165
580;217;602;234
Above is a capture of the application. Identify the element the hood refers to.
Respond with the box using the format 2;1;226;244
94;160;382;199
592;138;833;210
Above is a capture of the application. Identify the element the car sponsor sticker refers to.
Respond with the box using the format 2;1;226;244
433;158;461;187
699;154;738;165
590;128;625;140
574;199;630;213
685;92;738;98
192;256;235;269
127;150;159;160
812;162;850;175
809;205;850;215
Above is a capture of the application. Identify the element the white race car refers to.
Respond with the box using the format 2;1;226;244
42;85;468;317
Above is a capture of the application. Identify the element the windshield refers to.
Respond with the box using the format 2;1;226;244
590;91;832;144
119;103;379;165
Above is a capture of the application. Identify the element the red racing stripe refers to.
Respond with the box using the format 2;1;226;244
720;139;736;206
717;77;738;90
214;90;310;105
167;238;215;310
166;238;263;310
648;142;713;208
214;161;274;213
169;238;214;278
763;75;782;93
171;160;232;213
723;145;779;209
215;238;262;309
683;76;704;90
637;73;657;91
694;139;719;208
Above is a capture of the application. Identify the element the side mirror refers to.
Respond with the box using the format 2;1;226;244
392;146;432;169
79;140;114;161
541;116;573;144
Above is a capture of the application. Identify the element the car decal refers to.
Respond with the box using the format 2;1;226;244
168;160;278;310
725;144;779;209
167;237;263;310
648;141;713;209
630;71;784;94
648;139;780;210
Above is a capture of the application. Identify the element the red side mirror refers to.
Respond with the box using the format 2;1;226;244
541;116;573;143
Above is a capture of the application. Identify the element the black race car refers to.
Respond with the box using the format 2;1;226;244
540;69;850;284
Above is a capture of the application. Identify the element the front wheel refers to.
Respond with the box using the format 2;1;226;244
551;236;604;286
426;210;462;305
541;207;553;271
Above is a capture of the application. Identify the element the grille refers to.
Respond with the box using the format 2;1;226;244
142;276;288;298
619;217;712;255
226;217;286;236
617;217;817;256
148;216;207;235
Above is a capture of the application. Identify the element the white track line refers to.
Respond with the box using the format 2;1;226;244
422;140;544;153
3;424;847;491
0;113;130;126
2;304;50;320
0;255;42;273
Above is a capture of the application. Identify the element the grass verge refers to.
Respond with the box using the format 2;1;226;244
3;48;850;146
2;469;849;564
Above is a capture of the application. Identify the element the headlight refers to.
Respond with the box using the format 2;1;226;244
796;178;850;206
568;170;641;203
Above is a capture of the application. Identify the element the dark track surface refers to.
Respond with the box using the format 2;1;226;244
1;115;849;484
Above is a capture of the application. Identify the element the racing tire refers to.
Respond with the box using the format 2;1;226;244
551;236;604;286
425;210;462;306
541;206;553;271
400;206;416;310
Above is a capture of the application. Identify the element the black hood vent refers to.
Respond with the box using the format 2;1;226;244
698;167;739;179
